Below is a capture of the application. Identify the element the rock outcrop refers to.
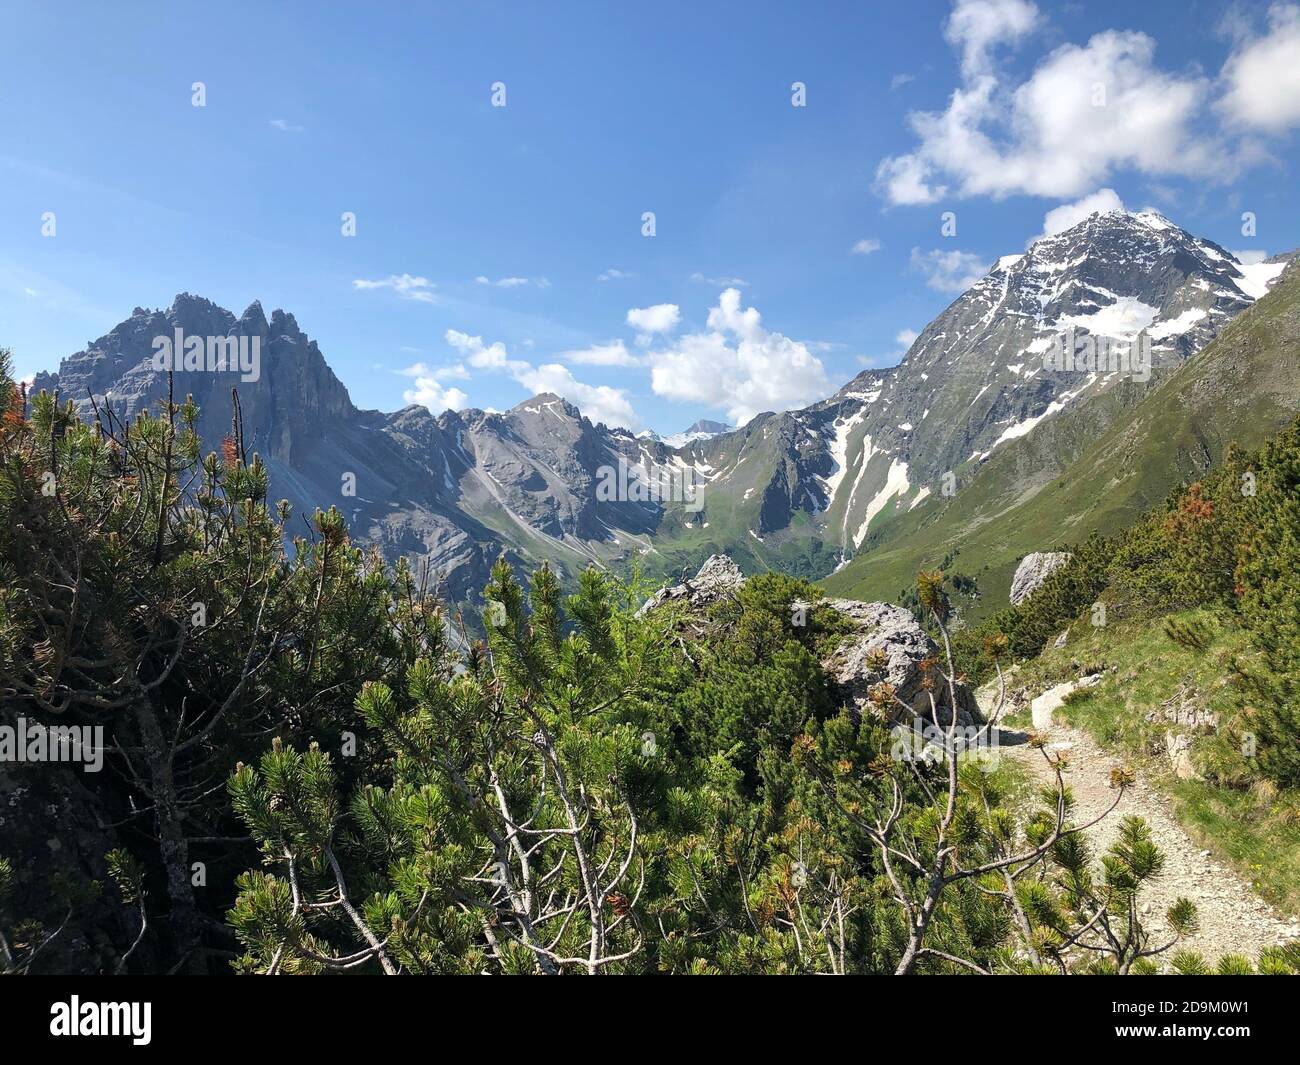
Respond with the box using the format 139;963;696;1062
1010;551;1073;605
637;554;745;614
642;555;979;724
823;599;980;725
1144;684;1216;781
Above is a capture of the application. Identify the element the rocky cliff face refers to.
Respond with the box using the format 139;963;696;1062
30;298;690;606
33;294;356;467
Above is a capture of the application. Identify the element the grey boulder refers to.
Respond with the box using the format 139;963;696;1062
1010;552;1073;605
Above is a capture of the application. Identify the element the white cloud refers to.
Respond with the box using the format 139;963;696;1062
625;303;681;344
443;330;640;429
909;248;989;293
1219;4;1300;132
851;238;883;256
647;289;832;425
1032;187;1125;243
398;361;469;381
396;361;470;413
268;118;304;133
402;377;469;413
877;20;1227;204
890;73;915;91
446;329;521;371
597;268;631;282
396;362;468;412
352;274;438;303
876;154;946;206
690;271;749;287
945;0;1041;78
474;275;551;289
560;341;642;367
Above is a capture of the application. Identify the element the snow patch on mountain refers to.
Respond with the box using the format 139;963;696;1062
852;458;910;547
1148;308;1209;341
822;405;870;508
992;380;1092;447
1234;260;1287;301
1057;296;1159;343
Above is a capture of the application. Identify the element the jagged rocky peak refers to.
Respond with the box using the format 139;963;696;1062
268;305;301;335
691;418;730;434
31;293;234;405
921;207;1280;376
239;298;268;326
28;293;359;473
451;391;645;542
509;391;584;424
382;403;447;455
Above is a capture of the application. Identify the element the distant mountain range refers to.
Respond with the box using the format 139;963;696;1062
27;209;1297;613
649;419;733;449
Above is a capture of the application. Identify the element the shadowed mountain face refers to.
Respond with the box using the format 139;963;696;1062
30;294;684;606
26;211;1293;608
33;296;354;463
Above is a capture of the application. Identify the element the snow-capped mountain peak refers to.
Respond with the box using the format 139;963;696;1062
684;209;1294;556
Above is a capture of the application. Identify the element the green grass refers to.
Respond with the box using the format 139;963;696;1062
1020;608;1247;752
981;748;1036;806
1006;606;1300;915
1167;780;1300;915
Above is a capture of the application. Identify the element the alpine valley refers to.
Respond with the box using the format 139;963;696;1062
28;209;1298;617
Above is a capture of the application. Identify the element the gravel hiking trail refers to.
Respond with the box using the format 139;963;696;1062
982;685;1300;967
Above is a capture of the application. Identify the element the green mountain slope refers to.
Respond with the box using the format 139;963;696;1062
822;263;1300;613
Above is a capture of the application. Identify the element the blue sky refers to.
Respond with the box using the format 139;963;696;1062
3;0;1300;433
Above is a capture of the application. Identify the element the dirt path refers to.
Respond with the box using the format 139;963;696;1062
987;691;1300;967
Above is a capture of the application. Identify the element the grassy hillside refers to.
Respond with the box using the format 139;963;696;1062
823;265;1300;614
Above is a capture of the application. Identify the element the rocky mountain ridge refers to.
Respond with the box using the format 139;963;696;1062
25;210;1291;609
